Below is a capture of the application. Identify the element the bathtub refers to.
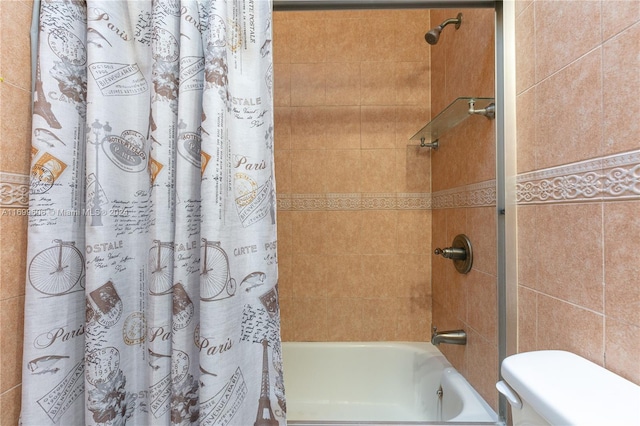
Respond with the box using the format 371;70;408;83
282;342;500;425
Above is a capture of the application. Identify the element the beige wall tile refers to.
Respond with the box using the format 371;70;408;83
395;62;430;106
290;106;326;150
276;210;293;256
0;385;22;426
446;9;495;99
1;1;32;91
324;149;361;193
467;207;497;276
534;204;604;312
273;63;290;107
290;63;326;106
292;297;328;341
429;37;447;115
515;2;535;95
274;107;291;150
515;0;533;17
465;330;499;410
515;205;537;289
289;149;326;193
360;62;396;105
460;121;496;186
399;145;431;193
517;286;537;353
396;296;431;341
395;106;430;148
394;10;431;63
516;88;536;173
291;211;326;255
0;2;32;419
451;272;469;322
603;23;640;155
324;106;361;150
467;271;497;344
515;0;640;388
0;296;24;393
361;255;401;298
272;16;290;64
431;111;495;192
537;294;604;365
292;254;328;298
325;19;363;63
398;254;430;299
325;63;361;106
534;0;601;82
288;18;326;63
359;210;397;255
604;201;640;326
274;150;291;194
275;10;432;343
327;297;364;341
0;84;32;174
360;149;396;193
605;318;640;384
431;209;449;307
397;210;431;255
325;254;365;299
602;1;640;41
535;49;603;169
445;208;467;243
0;215;28;299
361;106;396;149
360;17;397;62
361;298;400;341
324;211;362;255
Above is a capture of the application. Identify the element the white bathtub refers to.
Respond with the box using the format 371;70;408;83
282;342;500;425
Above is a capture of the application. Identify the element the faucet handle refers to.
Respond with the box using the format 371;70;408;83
434;246;466;260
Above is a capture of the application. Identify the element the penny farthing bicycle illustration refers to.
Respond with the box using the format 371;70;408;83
200;238;236;301
149;240;174;295
29;239;85;296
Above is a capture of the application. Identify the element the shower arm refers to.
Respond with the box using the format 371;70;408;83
438;16;463;30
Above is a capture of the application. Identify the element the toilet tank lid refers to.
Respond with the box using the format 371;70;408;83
501;350;640;426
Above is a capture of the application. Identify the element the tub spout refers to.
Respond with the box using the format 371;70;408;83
431;326;467;346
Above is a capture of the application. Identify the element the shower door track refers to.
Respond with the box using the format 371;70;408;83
273;0;495;11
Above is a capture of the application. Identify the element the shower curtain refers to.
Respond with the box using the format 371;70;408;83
22;1;284;425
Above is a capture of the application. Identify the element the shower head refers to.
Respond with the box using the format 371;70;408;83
424;27;442;45
425;13;463;45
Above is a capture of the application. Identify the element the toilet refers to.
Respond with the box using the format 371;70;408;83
496;350;640;425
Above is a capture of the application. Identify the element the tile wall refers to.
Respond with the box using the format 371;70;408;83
428;8;498;410
0;1;33;424
515;0;640;385
273;9;433;342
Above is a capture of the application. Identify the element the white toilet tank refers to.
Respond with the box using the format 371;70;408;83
497;350;640;425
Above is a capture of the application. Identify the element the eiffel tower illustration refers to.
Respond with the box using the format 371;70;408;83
254;339;278;426
33;62;61;129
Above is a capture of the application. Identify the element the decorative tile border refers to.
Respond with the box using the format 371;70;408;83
431;180;496;209
277;192;431;211
0;172;30;208
9;150;637;212
516;150;640;204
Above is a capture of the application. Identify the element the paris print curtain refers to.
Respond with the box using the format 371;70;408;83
22;1;284;425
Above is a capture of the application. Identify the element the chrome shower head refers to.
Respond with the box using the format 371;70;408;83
425;13;463;45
